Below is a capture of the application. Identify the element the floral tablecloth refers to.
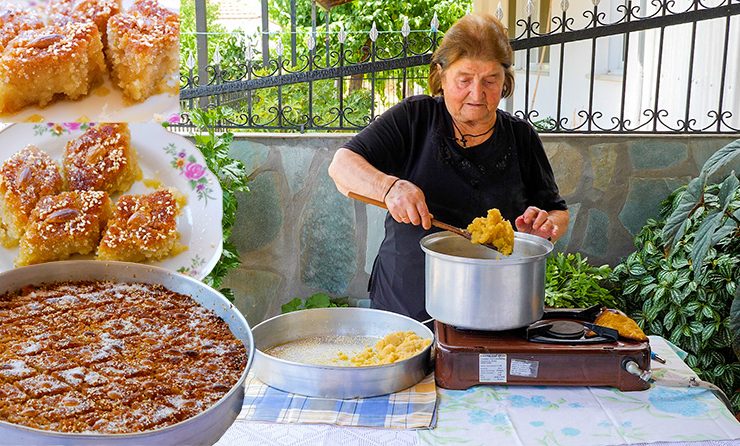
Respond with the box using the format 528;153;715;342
216;336;740;446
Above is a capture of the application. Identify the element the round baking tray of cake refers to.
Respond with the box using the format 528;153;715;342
0;261;254;445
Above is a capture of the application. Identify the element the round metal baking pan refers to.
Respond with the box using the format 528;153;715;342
252;307;433;399
0;261;254;445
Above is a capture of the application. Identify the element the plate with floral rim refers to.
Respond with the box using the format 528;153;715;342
0;122;223;280
1;0;180;124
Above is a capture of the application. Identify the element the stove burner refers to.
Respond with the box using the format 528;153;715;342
527;319;619;344
545;320;586;339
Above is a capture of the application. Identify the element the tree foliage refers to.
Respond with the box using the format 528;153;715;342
180;0;472;130
180;0;229;74
269;0;469;53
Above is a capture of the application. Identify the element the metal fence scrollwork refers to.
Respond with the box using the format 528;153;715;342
178;0;740;134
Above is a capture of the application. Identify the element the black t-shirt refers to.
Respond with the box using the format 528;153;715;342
344;95;567;321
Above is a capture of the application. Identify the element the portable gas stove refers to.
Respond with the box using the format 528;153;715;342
434;306;652;391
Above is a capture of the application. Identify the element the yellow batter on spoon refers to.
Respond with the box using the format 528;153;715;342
466;208;515;255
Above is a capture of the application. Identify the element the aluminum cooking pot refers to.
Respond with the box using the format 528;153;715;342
421;232;553;331
0;261;254;446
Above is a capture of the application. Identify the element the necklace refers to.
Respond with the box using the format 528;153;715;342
451;119;495;147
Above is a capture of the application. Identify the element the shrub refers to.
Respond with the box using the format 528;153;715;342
612;140;740;411
545;252;620;309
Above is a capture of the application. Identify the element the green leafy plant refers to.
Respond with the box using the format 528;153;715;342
662;140;740;279
185;107;250;301
281;293;350;314
545;252;619;309
732;289;740;361
612;139;740;411
533;116;556;132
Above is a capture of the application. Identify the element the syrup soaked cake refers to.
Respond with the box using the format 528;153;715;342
16;190;112;266
46;0;121;43
0;146;64;248
63;123;140;195
97;189;184;262
0;280;247;433
0;6;45;52
107;0;179;102
0;21;106;114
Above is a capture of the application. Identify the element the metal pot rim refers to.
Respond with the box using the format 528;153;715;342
420;231;553;265
0;260;255;439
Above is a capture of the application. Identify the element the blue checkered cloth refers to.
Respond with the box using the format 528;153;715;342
238;372;437;429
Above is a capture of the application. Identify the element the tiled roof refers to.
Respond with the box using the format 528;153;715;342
212;0;280;34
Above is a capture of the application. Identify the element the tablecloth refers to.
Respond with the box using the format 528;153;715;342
238;373;437;429
215;336;740;446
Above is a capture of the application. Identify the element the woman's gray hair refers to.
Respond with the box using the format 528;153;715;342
428;13;514;98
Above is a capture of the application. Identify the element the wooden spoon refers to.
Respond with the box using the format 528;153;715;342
347;192;503;253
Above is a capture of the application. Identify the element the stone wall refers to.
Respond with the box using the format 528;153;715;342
218;134;739;326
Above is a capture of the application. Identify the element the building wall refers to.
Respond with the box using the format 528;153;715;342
469;0;740;132
218;133;738;326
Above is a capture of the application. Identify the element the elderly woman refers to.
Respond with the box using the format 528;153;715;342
328;13;569;322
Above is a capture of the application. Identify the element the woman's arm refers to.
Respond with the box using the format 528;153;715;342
328;148;433;229
328;148;398;201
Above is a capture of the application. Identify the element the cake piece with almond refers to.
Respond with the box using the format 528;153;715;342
97;189;184;262
63;123;141;195
46;0;121;43
0;5;45;52
106;0;179;102
0;22;106;114
0;146;64;248
16;190;112;266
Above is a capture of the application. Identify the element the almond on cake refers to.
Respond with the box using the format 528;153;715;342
97;189;184;263
16;190;112;266
0;5;45;52
63;123;141;195
106;0;179;102
0;146;64;248
0;22;106;114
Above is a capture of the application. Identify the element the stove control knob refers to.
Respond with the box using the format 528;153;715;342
623;359;652;382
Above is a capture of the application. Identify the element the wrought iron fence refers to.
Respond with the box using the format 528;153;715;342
177;0;740;134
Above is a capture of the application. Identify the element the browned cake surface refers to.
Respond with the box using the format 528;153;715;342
0;145;64;248
107;0;179;102
16;190;112;266
0;280;247;433
0;22;105;113
46;0;121;40
63;123;140;194
97;189;181;262
0;6;45;52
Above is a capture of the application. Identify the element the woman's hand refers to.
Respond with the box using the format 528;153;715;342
515;206;559;240
384;179;433;230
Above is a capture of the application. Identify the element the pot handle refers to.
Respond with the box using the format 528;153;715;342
348;192;474;242
348;192;387;209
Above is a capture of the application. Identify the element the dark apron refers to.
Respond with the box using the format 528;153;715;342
368;112;528;321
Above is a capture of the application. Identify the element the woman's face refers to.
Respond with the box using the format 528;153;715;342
439;58;505;126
